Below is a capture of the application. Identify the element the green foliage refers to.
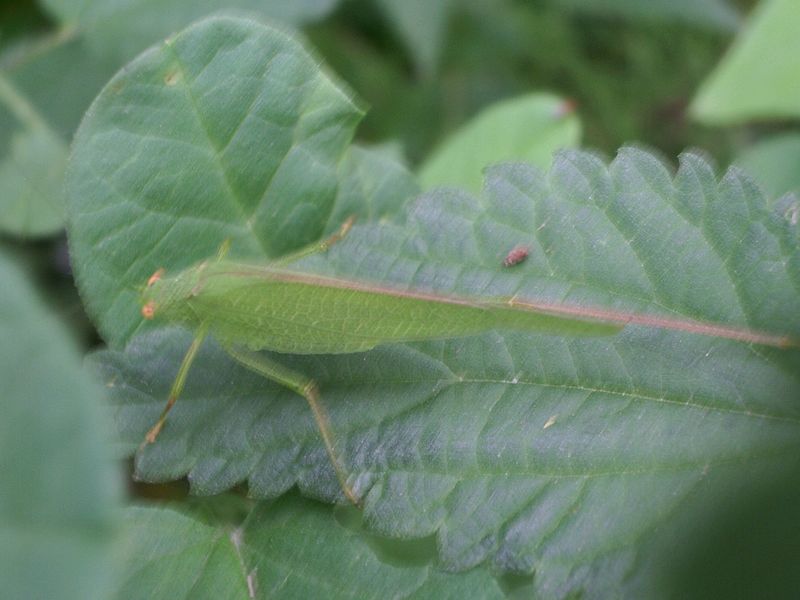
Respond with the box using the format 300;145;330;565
0;252;120;599
114;506;250;599
71;28;800;584
0;38;121;236
7;2;800;598
0;1;343;240
116;494;504;599
373;0;455;77
312;1;735;162
736;133;800;199
691;0;800;123
419;92;581;192
39;0;340;62
0;126;65;236
550;0;741;30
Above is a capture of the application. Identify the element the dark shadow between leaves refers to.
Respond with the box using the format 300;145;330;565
660;458;800;599
334;501;439;568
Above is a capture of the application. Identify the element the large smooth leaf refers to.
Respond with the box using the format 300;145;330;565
91;149;800;596
690;0;800;124
419;93;581;192
66;15;382;347
116;494;505;599
0;252;120;599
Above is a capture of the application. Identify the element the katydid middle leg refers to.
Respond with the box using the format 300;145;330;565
224;345;360;506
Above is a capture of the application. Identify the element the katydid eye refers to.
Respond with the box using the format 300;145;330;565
142;301;157;319
147;268;165;287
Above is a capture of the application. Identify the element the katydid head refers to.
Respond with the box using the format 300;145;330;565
140;265;204;323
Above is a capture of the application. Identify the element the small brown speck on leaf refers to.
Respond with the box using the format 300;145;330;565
503;245;530;267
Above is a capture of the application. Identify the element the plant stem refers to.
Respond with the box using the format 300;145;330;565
0;24;79;72
0;71;55;135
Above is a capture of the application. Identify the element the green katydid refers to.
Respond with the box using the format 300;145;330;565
139;218;797;504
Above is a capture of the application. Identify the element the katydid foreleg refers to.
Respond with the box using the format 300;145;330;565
143;324;208;445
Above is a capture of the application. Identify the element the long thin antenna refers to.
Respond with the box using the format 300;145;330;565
505;297;797;349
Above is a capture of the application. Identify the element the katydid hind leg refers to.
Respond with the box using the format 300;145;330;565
224;345;360;506
271;215;355;267
143;325;209;445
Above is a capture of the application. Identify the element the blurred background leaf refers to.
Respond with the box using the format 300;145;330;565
373;0;456;77
38;0;341;62
1;0;751;245
0;123;66;237
310;0;739;164
418;92;581;191
655;458;800;599
0;251;120;599
735;132;800;200
691;0;800;123
548;0;741;30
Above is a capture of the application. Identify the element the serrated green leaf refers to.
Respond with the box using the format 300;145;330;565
0;252;120;599
735;133;800;200
690;0;800;124
39;0;340;62
92;149;800;596
65;15;384;348
0;126;66;237
419;93;580;192
117;494;504;599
